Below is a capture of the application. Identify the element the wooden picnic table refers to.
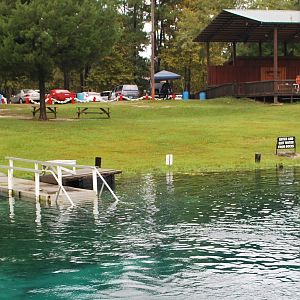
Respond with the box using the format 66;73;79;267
31;105;57;118
77;106;110;119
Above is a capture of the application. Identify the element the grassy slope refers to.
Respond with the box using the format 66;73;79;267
1;98;300;176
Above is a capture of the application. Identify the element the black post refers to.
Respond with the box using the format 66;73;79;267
95;157;102;168
255;153;261;163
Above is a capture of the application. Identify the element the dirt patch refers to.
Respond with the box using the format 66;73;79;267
277;152;300;158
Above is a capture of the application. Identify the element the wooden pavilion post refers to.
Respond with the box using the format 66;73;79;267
284;41;288;56
258;41;262;57
273;26;278;104
232;42;236;66
206;42;210;86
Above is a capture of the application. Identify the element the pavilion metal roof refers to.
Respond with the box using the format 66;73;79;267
195;9;300;43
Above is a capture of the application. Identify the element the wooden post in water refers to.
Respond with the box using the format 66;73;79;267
255;153;261;163
95;157;102;168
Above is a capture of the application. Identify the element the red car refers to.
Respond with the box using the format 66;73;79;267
49;89;76;101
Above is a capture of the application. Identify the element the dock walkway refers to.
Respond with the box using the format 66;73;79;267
0;157;122;205
0;172;98;204
40;168;121;189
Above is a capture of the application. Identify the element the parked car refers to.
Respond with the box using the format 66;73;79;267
100;91;111;101
110;85;139;99
80;91;105;102
0;94;7;104
11;89;40;104
49;89;76;102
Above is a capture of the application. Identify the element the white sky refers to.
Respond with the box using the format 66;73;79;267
140;22;151;58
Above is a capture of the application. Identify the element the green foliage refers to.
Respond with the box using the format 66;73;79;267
156;0;299;93
49;0;119;87
0;0;119;117
157;0;236;93
86;0;149;91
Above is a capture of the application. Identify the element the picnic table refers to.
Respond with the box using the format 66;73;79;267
76;106;110;119
31;105;57;118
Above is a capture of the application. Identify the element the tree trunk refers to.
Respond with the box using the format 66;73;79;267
133;4;138;81
38;69;47;121
63;69;70;90
84;65;90;83
184;66;187;90
187;54;192;94
80;71;84;92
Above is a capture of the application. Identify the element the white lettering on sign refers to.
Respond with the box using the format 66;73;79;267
276;136;296;152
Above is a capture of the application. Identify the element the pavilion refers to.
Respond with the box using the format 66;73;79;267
195;9;300;102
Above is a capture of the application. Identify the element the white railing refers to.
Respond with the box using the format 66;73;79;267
0;157;120;205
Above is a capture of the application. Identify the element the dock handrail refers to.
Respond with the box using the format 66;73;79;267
0;157;120;203
93;167;119;202
0;161;75;206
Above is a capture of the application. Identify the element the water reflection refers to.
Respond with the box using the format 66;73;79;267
0;168;299;299
35;200;41;226
93;198;99;220
166;171;174;194
8;196;15;222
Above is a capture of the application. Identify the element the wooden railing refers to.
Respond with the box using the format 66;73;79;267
206;80;300;99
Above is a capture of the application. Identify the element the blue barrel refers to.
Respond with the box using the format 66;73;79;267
199;92;206;100
77;93;84;100
182;91;189;100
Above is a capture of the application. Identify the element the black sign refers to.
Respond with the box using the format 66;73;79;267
276;136;296;154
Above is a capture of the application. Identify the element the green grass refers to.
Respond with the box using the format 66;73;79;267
1;98;300;175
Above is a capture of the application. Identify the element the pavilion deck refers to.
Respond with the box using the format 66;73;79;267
206;80;300;101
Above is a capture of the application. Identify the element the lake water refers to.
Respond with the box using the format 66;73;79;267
0;169;299;299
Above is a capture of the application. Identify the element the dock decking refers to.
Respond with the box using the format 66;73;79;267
0;172;97;204
39;168;121;190
0;157;122;205
0;167;121;205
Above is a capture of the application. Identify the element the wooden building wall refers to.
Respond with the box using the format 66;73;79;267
208;57;300;86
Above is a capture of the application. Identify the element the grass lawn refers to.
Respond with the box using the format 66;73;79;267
1;97;300;176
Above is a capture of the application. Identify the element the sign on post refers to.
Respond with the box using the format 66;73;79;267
276;136;296;154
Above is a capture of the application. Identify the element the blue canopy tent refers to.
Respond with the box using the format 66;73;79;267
154;70;181;81
153;70;181;98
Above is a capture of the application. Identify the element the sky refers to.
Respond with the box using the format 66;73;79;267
140;22;151;58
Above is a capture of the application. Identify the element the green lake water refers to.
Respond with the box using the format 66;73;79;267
0;169;299;299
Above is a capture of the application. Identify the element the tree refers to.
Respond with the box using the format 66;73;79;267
0;0;119;120
86;0;149;92
47;0;119;90
0;0;57;120
157;0;296;94
157;0;237;94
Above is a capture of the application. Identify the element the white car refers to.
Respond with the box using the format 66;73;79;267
100;91;111;101
110;85;140;100
11;89;40;104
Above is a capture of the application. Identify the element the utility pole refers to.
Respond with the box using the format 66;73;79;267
151;0;155;100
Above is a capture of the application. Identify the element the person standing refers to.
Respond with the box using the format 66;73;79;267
161;81;171;99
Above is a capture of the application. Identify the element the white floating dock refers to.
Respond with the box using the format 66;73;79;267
0;172;97;204
0;157;121;206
